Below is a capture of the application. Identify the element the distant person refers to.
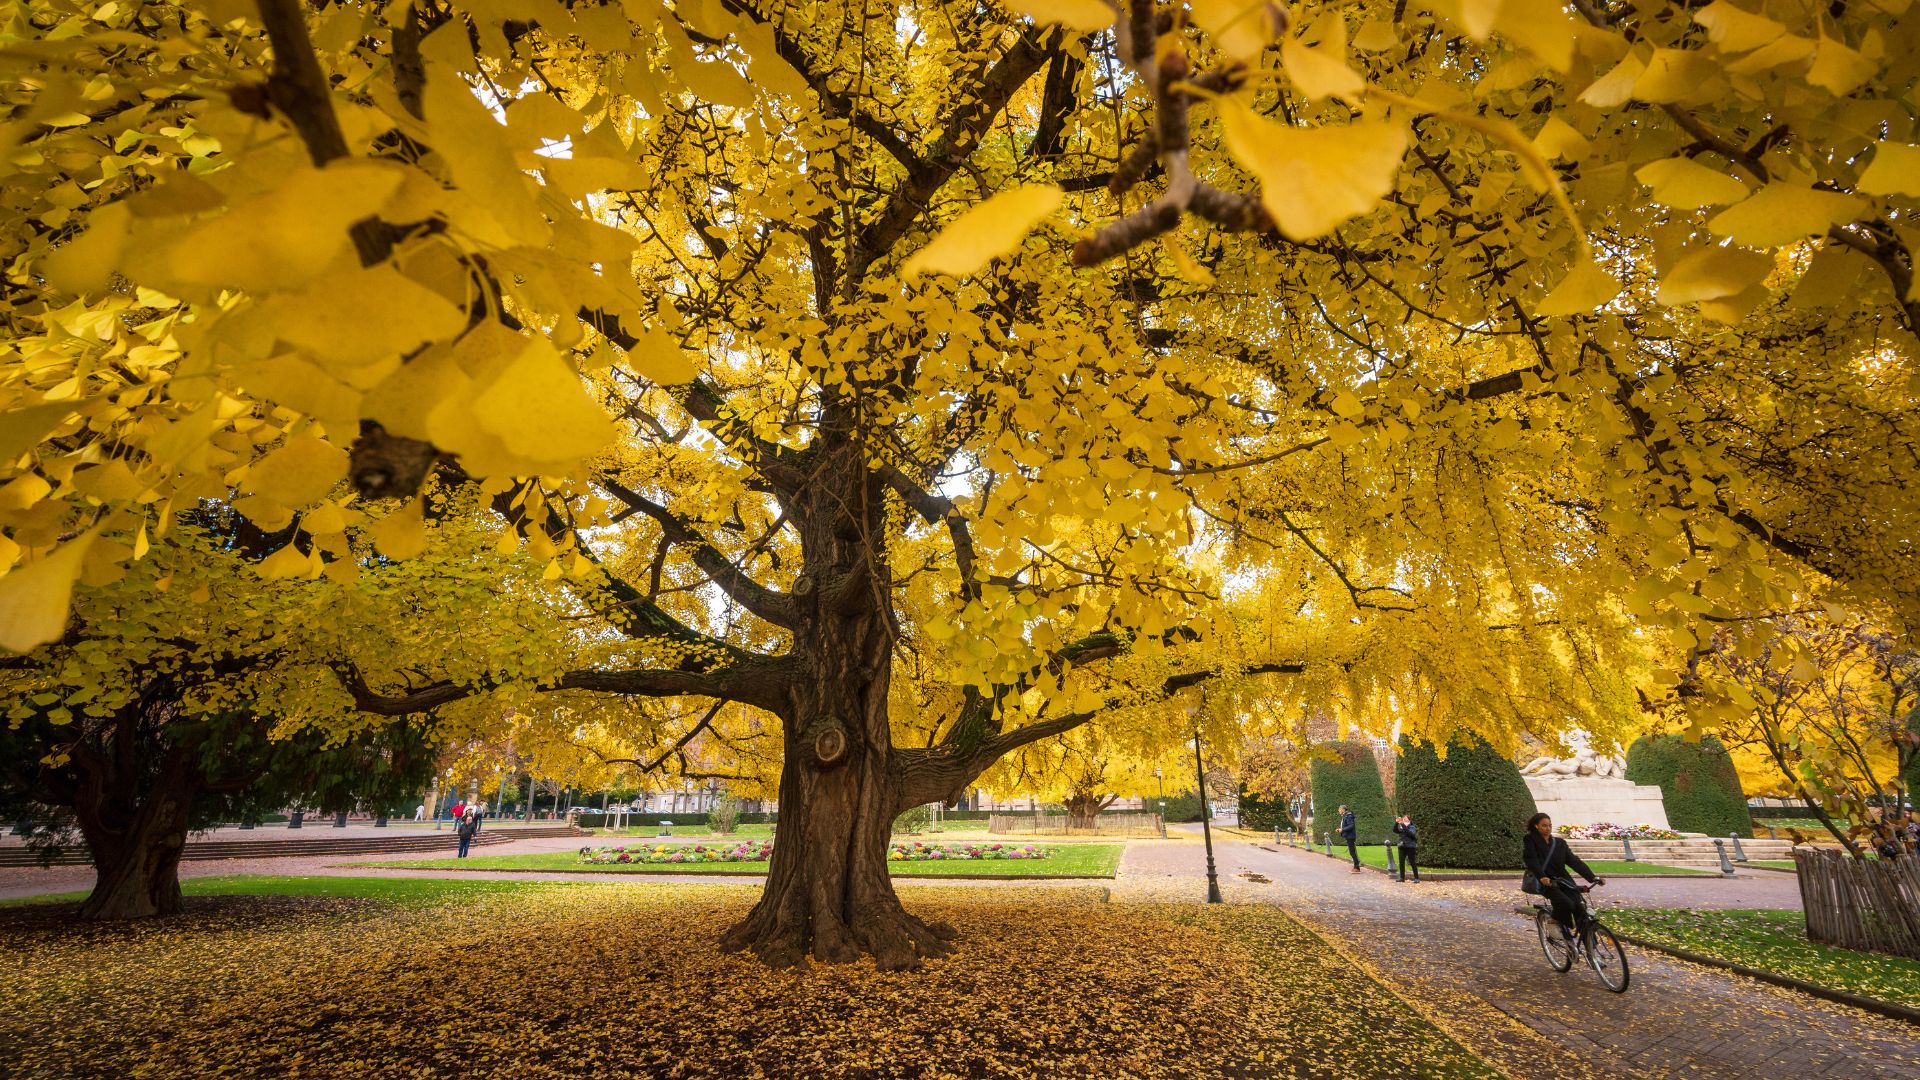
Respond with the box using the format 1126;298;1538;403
1338;805;1360;873
450;798;466;822
413;803;425;822
1393;814;1421;883
457;808;481;858
1524;812;1603;941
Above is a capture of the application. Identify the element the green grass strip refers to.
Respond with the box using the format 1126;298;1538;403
1606;908;1920;1010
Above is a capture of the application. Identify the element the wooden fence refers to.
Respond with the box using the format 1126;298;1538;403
987;812;1166;838
1793;846;1920;959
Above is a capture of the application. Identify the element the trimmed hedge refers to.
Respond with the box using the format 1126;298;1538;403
1626;734;1752;838
1238;787;1293;831
1393;736;1538;869
1310;741;1390;845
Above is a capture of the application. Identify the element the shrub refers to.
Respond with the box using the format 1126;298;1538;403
1159;789;1206;823
709;797;742;835
1237;786;1293;831
894;804;933;835
1393;736;1538;869
1309;741;1390;846
1625;734;1752;838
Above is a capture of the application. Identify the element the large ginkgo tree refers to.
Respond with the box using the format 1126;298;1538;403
2;0;1914;966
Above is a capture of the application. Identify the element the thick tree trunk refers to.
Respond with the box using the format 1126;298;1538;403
1063;793;1103;831
719;436;957;970
74;774;194;920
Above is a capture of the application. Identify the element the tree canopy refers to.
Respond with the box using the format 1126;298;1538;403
3;0;1916;962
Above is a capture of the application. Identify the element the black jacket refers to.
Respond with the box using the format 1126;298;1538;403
1393;822;1418;849
1524;831;1595;884
457;814;481;839
1338;812;1357;840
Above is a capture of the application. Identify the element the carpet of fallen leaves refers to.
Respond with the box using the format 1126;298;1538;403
0;883;1497;1079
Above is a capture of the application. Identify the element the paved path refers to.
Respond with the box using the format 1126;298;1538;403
1118;832;1920;1080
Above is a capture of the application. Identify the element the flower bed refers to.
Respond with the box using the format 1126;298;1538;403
578;842;773;865
1556;822;1682;840
573;840;1054;865
888;841;1050;861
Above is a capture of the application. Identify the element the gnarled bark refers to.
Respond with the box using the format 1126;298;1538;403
71;751;196;920
718;439;959;970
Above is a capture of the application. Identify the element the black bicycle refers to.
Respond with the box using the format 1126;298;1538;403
1532;881;1630;992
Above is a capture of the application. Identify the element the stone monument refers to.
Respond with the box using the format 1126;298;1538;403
1520;732;1673;830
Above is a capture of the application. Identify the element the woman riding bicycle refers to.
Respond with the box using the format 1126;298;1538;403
1525;812;1605;940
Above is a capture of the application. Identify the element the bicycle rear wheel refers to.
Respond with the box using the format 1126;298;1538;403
1537;914;1575;972
1586;924;1630;992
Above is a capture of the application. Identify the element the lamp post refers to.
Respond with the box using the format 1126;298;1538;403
1154;768;1165;819
1190;730;1221;899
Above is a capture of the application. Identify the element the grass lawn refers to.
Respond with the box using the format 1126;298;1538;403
0;880;1495;1078
1323;845;1713;877
361;843;1126;878
1746;859;1798;870
1606;908;1920;1009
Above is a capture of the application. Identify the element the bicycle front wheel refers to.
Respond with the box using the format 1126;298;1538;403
1586;924;1630;992
1537;914;1575;972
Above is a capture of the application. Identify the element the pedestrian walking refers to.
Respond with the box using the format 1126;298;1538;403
413;803;426;822
457;807;481;858
1339;805;1360;872
1393;814;1421;883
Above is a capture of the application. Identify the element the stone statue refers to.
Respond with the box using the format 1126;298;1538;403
1521;732;1626;780
1520;731;1670;830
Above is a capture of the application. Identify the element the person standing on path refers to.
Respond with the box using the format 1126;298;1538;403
456;807;481;858
1393;814;1421;882
1339;805;1360;872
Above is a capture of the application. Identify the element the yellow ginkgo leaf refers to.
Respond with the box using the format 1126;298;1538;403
41;201;131;298
1219;102;1406;241
0;401;80;463
1635;158;1750;207
1806;36;1877;96
1579;51;1645;108
1657;246;1773;305
1189;0;1283;64
1162;235;1216;285
257;542;312;580
1709;184;1864;248
1282;15;1364;102
1490;0;1574;72
1858;143;1920;196
1693;1;1786;53
1004;0;1113;32
902;185;1064;277
1535;259;1620;316
232;494;295;532
371;497;428;560
0;530;98;653
301;501;349;535
471;339;618;465
267;265;469;371
629;325;700;384
246;435;348;508
169;161;404;293
1531;117;1589;162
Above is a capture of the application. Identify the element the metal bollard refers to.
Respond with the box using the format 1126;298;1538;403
1323;834;1333;857
1730;833;1748;861
1713;838;1735;876
1621;835;1636;862
1385;839;1399;880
